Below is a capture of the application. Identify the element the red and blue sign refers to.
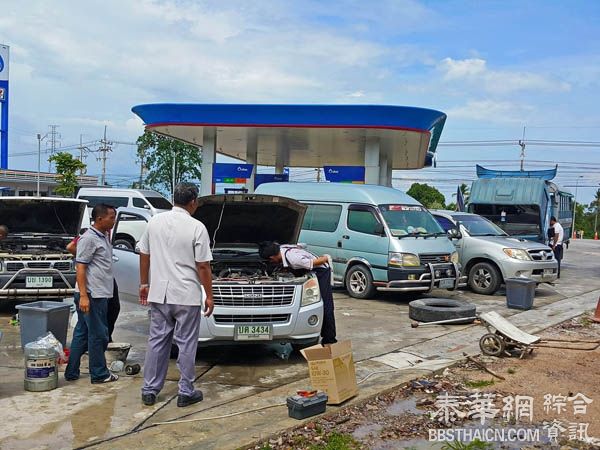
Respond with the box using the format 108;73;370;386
323;166;365;183
213;163;254;183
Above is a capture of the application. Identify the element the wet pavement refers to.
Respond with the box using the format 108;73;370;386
0;240;598;449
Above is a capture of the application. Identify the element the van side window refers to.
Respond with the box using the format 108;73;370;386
302;204;342;232
434;216;455;232
347;208;380;235
79;195;128;208
132;198;149;208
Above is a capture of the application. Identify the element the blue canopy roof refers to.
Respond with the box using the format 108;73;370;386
131;104;447;169
476;164;558;181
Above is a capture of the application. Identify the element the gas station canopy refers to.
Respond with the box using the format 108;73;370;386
131;103;447;194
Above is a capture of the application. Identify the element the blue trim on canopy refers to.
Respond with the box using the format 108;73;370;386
476;164;557;181
132;103;447;153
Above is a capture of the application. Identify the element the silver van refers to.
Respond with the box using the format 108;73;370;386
431;210;558;295
256;183;464;298
111;194;323;349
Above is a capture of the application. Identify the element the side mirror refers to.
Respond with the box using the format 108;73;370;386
447;228;462;239
143;204;151;209
374;223;385;236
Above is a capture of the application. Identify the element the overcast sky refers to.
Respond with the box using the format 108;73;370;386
2;0;600;203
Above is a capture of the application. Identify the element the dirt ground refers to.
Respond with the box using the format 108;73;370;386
248;313;600;450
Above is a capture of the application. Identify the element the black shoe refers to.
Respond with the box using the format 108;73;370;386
177;390;203;407
142;393;156;406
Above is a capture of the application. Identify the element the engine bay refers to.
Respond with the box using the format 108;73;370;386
0;236;72;259
211;251;306;283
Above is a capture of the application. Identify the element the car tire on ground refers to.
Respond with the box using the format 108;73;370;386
468;261;502;295
114;239;135;251
408;298;476;324
345;265;377;299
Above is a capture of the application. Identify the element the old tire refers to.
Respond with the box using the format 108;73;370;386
408;298;476;324
479;333;506;356
468;261;502;295
345;265;377;299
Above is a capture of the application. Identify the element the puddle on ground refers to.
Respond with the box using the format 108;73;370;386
385;398;421;416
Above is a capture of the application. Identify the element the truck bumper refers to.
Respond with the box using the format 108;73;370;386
501;259;559;283
0;269;76;301
375;263;466;292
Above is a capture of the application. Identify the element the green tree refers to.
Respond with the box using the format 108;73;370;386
48;152;86;197
136;130;203;196
407;183;446;208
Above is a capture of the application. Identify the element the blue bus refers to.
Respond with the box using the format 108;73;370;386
467;165;573;244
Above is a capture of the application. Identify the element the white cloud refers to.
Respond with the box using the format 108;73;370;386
446;100;535;124
439;57;571;94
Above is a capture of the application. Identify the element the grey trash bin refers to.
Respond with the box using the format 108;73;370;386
505;278;536;310
15;301;71;349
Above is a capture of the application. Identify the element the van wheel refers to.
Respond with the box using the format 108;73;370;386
345;265;377;299
114;239;134;251
468;262;501;295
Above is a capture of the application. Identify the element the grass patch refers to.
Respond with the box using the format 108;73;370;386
507;367;516;375
309;432;361;450
464;379;495;388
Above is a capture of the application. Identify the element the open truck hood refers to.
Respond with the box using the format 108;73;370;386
0;197;87;237
195;194;307;246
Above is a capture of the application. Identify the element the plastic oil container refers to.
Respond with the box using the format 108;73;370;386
24;343;58;392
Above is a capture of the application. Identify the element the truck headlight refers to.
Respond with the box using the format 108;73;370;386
503;248;532;261
450;251;459;264
388;252;420;267
301;277;321;307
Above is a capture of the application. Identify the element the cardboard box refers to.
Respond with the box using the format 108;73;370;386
301;340;358;404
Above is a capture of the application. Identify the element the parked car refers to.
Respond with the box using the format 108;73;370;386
255;182;465;299
0;197;87;302
77;187;172;250
431;210;558;295
111;194;323;349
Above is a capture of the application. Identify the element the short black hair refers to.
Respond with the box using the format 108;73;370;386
91;203;116;221
174;183;199;206
550;216;557;222
258;241;281;259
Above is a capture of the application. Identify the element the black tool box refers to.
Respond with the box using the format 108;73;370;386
287;391;328;420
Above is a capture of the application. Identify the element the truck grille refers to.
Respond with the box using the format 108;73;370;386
4;261;72;271
213;285;295;307
419;253;451;264
53;262;72;271
213;314;290;324
26;262;52;269
528;249;554;261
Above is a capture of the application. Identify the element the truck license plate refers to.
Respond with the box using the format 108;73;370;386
439;279;454;289
543;269;554;276
25;276;53;288
234;324;272;341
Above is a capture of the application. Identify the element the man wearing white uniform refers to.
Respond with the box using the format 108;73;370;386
550;216;564;279
138;183;214;407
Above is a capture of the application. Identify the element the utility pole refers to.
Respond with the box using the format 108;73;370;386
77;134;89;176
138;148;145;189
47;125;61;171
518;126;526;171
572;175;583;239
97;126;112;186
315;168;321;182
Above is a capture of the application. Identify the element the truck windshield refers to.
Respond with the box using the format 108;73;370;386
379;204;444;237
471;204;541;237
453;214;507;236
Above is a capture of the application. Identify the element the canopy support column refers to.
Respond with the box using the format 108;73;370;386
364;136;380;185
245;130;257;193
201;127;216;196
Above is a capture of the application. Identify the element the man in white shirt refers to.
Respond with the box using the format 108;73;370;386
138;183;214;407
259;242;337;345
550;216;564;279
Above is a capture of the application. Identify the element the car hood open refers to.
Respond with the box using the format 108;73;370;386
0;197;87;237
195;194;307;246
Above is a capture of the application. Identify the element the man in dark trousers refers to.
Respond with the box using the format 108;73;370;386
65;204;118;384
550;216;565;278
259;242;337;345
